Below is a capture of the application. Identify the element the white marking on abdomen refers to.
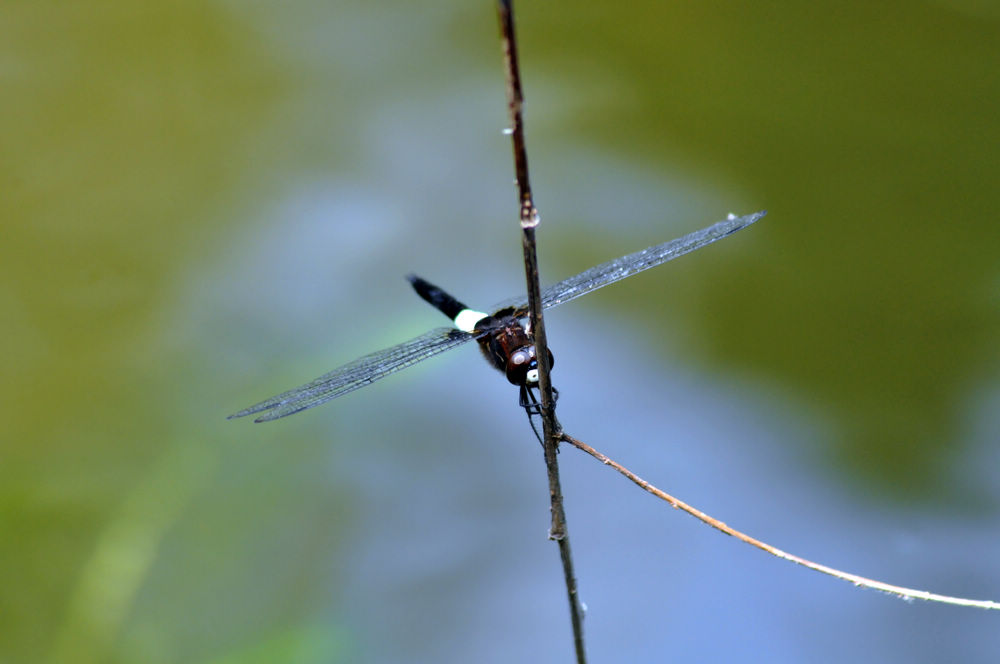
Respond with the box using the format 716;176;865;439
453;308;488;332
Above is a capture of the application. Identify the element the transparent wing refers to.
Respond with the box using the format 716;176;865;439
231;212;764;423
490;211;766;314
229;326;475;422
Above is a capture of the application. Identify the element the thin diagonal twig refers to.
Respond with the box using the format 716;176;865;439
496;1;587;661
561;432;1000;611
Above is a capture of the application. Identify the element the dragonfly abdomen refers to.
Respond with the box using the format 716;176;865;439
408;274;488;332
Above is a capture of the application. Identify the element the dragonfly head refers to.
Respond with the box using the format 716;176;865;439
505;345;554;387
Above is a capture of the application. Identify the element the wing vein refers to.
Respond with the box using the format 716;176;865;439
229;327;474;422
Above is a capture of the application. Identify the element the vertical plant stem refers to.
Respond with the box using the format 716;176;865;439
496;2;586;661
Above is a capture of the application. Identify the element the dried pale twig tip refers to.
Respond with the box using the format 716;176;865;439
561;432;1000;610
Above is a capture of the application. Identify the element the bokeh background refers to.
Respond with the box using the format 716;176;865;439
3;1;999;662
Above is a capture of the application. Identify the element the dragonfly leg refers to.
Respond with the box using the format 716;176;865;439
519;385;560;446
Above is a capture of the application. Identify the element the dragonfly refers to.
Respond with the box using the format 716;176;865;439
229;211;765;423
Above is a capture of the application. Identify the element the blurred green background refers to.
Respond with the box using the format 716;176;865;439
2;1;998;662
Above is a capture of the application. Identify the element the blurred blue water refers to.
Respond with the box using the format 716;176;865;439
2;2;998;663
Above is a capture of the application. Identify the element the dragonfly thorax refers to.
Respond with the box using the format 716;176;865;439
473;310;554;387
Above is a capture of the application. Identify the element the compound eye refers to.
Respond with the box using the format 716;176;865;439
510;349;530;366
506;348;536;385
